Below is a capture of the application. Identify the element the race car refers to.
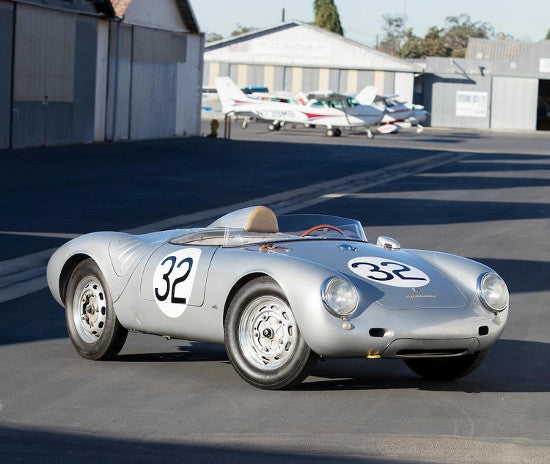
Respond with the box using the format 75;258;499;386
47;206;509;389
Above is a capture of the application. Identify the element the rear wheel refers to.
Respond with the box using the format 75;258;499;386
404;349;489;381
224;276;318;389
65;259;127;360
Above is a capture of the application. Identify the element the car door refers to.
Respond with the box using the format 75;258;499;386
136;243;218;333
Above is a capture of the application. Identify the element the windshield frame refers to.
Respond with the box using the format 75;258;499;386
170;214;367;247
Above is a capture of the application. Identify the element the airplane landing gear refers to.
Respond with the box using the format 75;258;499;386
241;118;250;129
416;124;424;133
366;129;374;139
326;128;341;137
268;122;282;131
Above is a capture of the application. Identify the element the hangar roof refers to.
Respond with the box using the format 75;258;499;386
99;0;199;32
466;38;532;61
205;21;421;73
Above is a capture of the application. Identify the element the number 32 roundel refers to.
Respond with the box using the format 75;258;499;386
153;248;202;318
348;257;430;288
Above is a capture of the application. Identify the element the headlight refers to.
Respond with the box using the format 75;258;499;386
477;272;509;312
321;277;359;317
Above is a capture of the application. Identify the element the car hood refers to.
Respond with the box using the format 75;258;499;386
272;240;467;310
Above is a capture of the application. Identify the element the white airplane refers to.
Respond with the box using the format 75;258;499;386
215;77;384;138
356;87;429;133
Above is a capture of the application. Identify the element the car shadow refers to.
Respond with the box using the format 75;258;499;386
114;342;229;363
297;339;549;394
111;338;549;394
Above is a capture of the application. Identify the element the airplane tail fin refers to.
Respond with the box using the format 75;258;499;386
355;85;378;105
215;77;250;113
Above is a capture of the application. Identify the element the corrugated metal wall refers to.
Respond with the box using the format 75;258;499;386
2;1;202;149
0;1;13;149
205;62;393;95
491;77;538;130
177;34;203;136
12;4;76;147
73;16;98;143
106;22;132;141
424;74;492;130
130;27;186;139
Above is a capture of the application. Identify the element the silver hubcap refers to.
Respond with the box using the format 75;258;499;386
72;276;107;343
238;296;297;370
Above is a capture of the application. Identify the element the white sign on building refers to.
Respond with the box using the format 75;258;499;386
456;91;488;118
539;58;550;73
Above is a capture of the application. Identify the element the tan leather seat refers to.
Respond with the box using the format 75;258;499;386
244;206;279;233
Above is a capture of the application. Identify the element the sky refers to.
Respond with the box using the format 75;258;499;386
189;0;549;46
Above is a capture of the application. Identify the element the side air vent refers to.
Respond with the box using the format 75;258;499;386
395;349;467;358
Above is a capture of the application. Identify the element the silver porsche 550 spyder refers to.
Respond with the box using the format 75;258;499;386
47;206;509;389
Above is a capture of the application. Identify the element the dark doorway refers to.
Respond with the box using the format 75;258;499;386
537;79;550;130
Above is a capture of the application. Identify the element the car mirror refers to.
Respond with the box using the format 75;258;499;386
376;236;401;250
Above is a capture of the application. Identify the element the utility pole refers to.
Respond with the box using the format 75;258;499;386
281;8;285;22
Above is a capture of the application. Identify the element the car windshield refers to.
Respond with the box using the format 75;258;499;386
173;214;367;247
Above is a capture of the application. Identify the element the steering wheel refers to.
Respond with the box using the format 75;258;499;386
300;224;346;237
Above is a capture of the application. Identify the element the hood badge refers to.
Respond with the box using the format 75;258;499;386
337;243;356;252
406;289;437;299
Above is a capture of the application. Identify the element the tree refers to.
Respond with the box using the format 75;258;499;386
421;27;450;57
546;29;550;40
205;32;223;43
444;14;493;57
399;29;424;58
377;14;407;56
399;27;450;59
230;24;258;37
313;0;344;35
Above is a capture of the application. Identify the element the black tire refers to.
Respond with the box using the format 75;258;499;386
65;258;128;360
404;349;489;381
224;276;318;389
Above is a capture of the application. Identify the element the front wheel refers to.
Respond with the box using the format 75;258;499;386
65;259;127;360
224;277;318;389
404;349;489;381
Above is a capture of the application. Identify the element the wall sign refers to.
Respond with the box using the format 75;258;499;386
539;59;550;73
456;91;488;118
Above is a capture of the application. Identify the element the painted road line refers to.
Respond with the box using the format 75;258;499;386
0;231;81;239
0;151;470;303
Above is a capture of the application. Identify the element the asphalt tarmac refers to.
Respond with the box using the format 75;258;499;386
1;125;549;463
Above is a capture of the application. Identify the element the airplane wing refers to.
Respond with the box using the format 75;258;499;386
306;90;350;101
355;86;378;105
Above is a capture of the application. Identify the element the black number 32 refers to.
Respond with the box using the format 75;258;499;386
351;261;427;282
154;256;194;304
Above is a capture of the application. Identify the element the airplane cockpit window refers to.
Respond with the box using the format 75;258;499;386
310;100;327;108
346;97;360;107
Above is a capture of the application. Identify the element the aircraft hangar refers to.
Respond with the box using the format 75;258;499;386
0;0;203;149
204;21;421;102
416;39;550;131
